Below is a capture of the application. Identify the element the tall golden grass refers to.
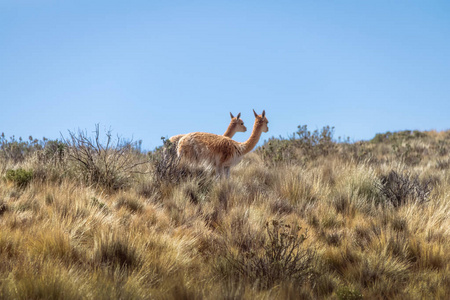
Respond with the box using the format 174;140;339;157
0;128;449;299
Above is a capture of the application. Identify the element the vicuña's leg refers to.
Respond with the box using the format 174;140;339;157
215;165;224;178
224;167;230;178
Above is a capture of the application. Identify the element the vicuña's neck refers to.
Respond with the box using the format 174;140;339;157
223;123;236;138
241;122;263;154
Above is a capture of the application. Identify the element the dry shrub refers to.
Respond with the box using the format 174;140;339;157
376;170;432;207
221;220;316;289
0;134;44;165
62;125;146;191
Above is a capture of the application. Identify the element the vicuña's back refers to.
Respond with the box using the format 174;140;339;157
169;112;246;145
177;110;269;177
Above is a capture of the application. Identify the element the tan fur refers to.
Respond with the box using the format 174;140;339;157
168;112;246;145
168;134;186;144
177;110;269;178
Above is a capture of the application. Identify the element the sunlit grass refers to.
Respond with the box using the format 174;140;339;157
0;130;449;299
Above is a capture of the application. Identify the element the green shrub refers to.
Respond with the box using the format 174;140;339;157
5;168;33;188
259;124;336;164
371;130;427;144
336;285;363;300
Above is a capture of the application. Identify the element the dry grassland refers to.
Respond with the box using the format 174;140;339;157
0;128;449;299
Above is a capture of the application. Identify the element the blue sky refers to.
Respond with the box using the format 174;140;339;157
1;0;449;150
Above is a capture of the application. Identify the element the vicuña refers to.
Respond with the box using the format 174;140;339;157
177;109;269;178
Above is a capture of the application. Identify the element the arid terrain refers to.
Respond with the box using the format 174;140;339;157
1;126;449;299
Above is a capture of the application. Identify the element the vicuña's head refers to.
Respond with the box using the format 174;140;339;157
230;112;247;132
253;109;269;132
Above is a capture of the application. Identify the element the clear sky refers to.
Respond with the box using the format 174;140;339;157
1;0;449;150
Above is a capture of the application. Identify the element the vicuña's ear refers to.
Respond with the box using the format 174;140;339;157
262;110;265;118
230;112;234;119
253;109;258;117
236;112;241;119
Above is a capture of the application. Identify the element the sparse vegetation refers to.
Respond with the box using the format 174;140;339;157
0;126;449;299
62;125;147;191
259;125;338;165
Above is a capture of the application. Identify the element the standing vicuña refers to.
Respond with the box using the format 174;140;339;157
168;112;247;145
177;109;269;178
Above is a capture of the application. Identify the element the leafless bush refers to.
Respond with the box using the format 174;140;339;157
62;125;147;191
376;170;432;207
223;220;316;289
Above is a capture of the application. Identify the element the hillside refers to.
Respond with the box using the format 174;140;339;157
0;126;449;299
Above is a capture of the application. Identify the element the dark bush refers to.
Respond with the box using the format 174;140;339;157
93;233;141;271
376;170;432;207
0;199;8;216
222;220;315;289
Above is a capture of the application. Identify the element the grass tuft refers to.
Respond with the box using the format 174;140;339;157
92;231;141;271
